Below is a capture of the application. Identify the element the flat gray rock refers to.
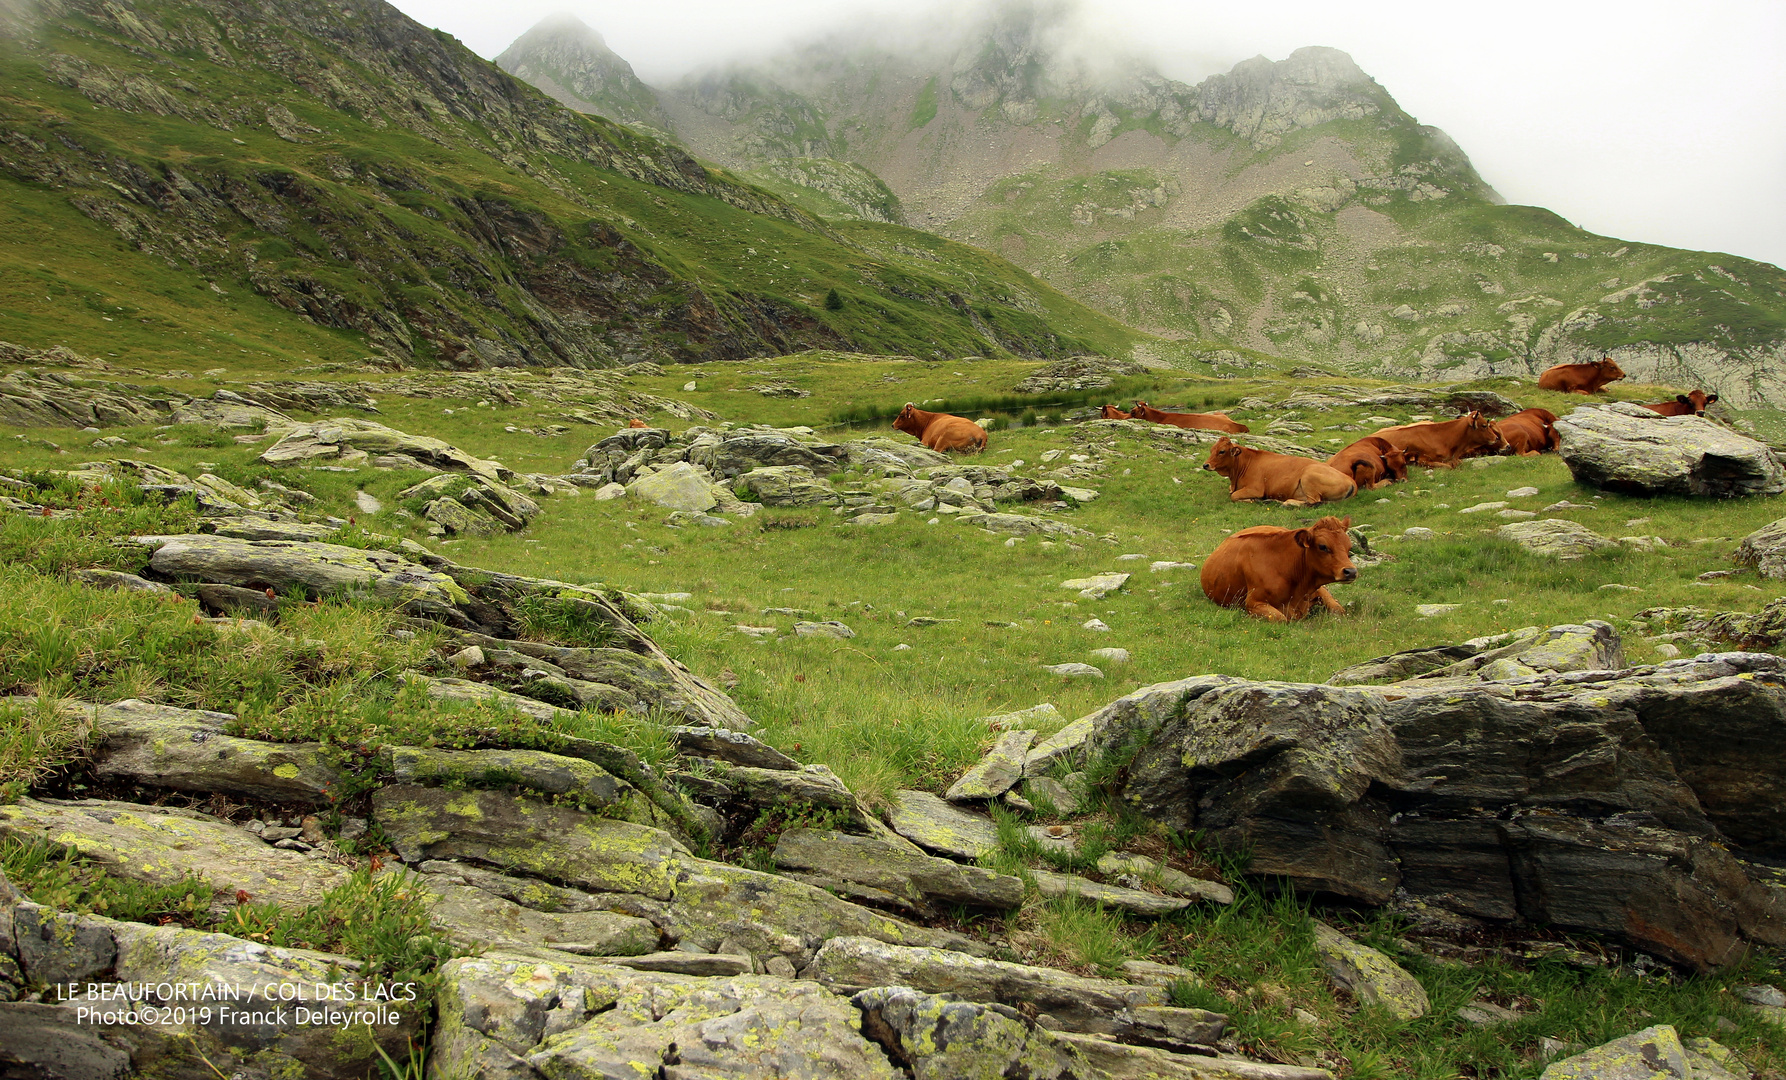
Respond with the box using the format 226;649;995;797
886;790;1000;859
772;828;1023;909
1540;1024;1691;1080
669;726;799;770
627;461;718;512
1311;922;1430;1020
1030;869;1194;916
1495;518;1619;559
946;729;1036;802
1024;717;1094;776
1557;403;1785;497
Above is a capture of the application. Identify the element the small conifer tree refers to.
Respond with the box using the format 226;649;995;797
824;288;843;311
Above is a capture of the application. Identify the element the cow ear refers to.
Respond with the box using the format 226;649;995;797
1294;528;1313;548
1708;394;1719;403
1340;516;1352;529
1676;395;1690;404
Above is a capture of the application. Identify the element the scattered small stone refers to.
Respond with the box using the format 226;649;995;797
1598;584;1643;592
893;643;912;651
449;646;486;669
1497;509;1538;520
1626;517;1652;527
734;625;777;638
1654;643;1681;658
1457;1000;1522;1026
683;381;697;391
1507;487;1540;498
1403;527;1436;540
1116;553;1147;562
1149;561;1197;572
1698;570;1735;581
1542;500;1591;511
1059;572;1129;599
1043;663;1103;678
1416;604;1460;617
1022;776;1081;815
1311;922;1430;1020
1458;501;1507;514
1082;618;1111;632
907;617;956;627
978;703;1064;730
1736;985;1786;1008
1089;647;1130;664
794;620;855;639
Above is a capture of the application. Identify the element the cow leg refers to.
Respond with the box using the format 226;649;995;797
1314;586;1346;615
1229;487;1266;502
1243;592;1289;622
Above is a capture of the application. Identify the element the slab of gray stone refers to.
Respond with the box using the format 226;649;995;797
1311;922;1430;1020
886;790;1001;860
626;461;718;512
794;620;855;639
433;953;900;1080
946;729;1037;802
1024;717;1094;776
85;703;346;805
388;745;629;808
1557;403;1786;497
1539;1024;1691;1080
1737;518;1786;579
1022;776;1082;815
1060;572;1130;599
69;568;173;594
1096;853;1235;904
736;464;841;507
141;534;468;607
1496;518;1620;559
772;829;1024;909
1029;869;1193;916
582;951;754;976
809;936;1163;1037
852;986;1088;1080
669;726;799;770
977;702;1063;730
1042;663;1104;678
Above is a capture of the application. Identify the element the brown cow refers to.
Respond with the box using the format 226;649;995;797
1642;390;1719;417
1204;437;1357;506
1200;515;1357;622
1371;411;1504;467
893;403;987;454
1131;401;1249;434
1494;408;1559;455
1100;404;1133;419
627;419;648;428
1538;356;1626;394
1327;436;1408;490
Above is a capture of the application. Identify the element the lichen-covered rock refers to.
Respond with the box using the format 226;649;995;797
420;879;659;956
852;986;1088;1080
1029;869;1194;916
945;729;1036;802
1495;518;1620;558
87;702;347;805
1632;599;1786;651
411;673;576;722
772;829;1024;910
260;417;510;482
371;785;690;900
1310;922;1430;1020
736;464;842;506
1556;403;1786;497
1095;853;1235;904
388;745;630;808
689;431;848;479
885;790;1000;860
142;534;469;608
0;798;350;910
69;568;175;594
422;495;508;536
808;936;1163;1036
432;953;900;1080
1737;517;1786;579
669;725;799;770
626;460;719;511
1540;1024;1690;1080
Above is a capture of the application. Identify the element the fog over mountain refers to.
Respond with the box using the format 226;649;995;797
392;0;1786;272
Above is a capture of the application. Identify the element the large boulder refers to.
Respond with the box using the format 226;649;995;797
1089;648;1786;968
736;465;842;507
260;418;511;481
141;534;469;609
626;460;719;512
1737;516;1786;579
688;431;847;479
431;953;902;1080
1555;402;1786;497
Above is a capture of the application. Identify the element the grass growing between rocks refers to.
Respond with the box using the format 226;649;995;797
1;835;455;990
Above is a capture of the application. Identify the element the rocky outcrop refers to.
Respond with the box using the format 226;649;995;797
1014;355;1147;393
1736;516;1786;579
1555;403;1786;497
1495;519;1620;558
1631;599;1786;651
1087;638;1786;968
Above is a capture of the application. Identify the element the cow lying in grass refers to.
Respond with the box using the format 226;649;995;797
1538;356;1626;394
893;403;987;453
1642;390;1718;417
1326;436;1407;489
1494;408;1559;455
1204;437;1356;507
1131;401;1248;433
1201;515;1356;622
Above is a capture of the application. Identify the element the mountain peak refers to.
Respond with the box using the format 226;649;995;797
496;14;669;130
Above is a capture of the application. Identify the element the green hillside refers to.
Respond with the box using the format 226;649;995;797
0;0;1140;373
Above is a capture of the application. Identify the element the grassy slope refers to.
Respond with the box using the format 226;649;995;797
5;354;1786;1076
0;0;1142;370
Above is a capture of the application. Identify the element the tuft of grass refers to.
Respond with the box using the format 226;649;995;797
1;834;214;926
0;695;90;801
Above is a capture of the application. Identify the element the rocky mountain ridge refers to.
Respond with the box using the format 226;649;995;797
499;3;1786;406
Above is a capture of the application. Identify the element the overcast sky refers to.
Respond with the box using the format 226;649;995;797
391;0;1786;271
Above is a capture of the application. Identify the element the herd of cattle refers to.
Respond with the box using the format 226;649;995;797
878;358;1717;621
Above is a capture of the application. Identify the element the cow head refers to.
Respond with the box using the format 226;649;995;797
893;403;921;436
1203;436;1245;479
1131;401;1156;418
1461;410;1506;454
1380;443;1410;480
1100;404;1131;419
1687;389;1717;413
1597;356;1628;382
1295;516;1357;584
